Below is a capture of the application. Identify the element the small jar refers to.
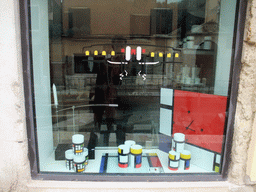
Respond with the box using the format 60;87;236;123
83;148;89;166
185;77;192;85
72;134;84;155
65;149;74;170
186;36;194;49
204;36;212;50
172;133;185;152
118;144;130;168
124;140;136;168
180;150;191;170
195;77;201;84
183;38;187;49
168;150;180;171
124;140;136;147
130;144;142;168
202;78;207;86
74;155;86;173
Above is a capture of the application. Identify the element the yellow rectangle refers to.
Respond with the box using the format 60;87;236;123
169;154;176;160
78;168;85;172
215;166;219;173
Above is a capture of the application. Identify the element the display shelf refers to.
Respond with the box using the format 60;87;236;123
182;49;215;55
102;152;163;174
41;148;216;174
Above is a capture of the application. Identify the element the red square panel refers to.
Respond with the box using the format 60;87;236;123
172;90;227;153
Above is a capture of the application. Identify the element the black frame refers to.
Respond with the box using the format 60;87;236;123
20;0;248;181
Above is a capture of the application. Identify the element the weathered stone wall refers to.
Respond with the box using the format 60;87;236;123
0;0;31;191
228;0;256;186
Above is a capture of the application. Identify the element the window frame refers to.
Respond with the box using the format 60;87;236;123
20;0;248;181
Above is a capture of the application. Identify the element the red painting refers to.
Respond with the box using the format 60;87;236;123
172;90;227;153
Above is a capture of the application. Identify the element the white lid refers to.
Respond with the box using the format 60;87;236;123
74;154;85;163
174;133;185;142
124;140;136;147
181;150;191;156
72;134;84;144
118;144;130;154
169;150;180;159
204;36;212;41
187;36;195;41
65;149;74;160
131;144;142;150
83;148;88;156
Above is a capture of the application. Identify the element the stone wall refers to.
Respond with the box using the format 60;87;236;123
228;0;256;186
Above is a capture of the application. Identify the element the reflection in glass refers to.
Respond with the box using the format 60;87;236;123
31;0;236;174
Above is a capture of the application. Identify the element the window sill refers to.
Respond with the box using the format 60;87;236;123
27;180;236;191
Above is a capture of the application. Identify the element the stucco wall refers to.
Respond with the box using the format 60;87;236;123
0;0;31;191
0;0;256;191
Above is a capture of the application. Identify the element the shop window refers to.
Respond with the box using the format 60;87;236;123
25;0;244;180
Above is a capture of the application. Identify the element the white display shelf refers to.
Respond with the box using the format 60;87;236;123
41;148;216;174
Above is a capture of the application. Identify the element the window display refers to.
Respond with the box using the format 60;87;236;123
30;0;238;175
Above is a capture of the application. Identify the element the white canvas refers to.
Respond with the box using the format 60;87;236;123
160;108;173;136
160;88;173;106
185;143;215;171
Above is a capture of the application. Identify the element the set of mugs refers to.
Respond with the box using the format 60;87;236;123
118;140;143;169
168;133;191;171
65;134;88;173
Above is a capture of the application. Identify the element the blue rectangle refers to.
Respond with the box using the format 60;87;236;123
99;156;106;173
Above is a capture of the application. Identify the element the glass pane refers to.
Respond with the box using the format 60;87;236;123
30;0;237;174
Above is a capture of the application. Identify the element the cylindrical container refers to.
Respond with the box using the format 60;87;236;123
191;67;197;84
65;149;74;170
168;150;180;171
124;140;136;147
72;134;84;155
183;38;187;49
124;140;136;168
185;77;191;84
172;133;185;152
204;36;212;50
73;155;86;173
83;148;89;166
180;150;191;170
195;77;201;84
186;36;194;49
130;144;142;168
118;144;130;168
202;78;207;86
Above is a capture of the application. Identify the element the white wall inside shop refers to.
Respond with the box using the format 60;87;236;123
214;0;237;96
31;0;54;166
